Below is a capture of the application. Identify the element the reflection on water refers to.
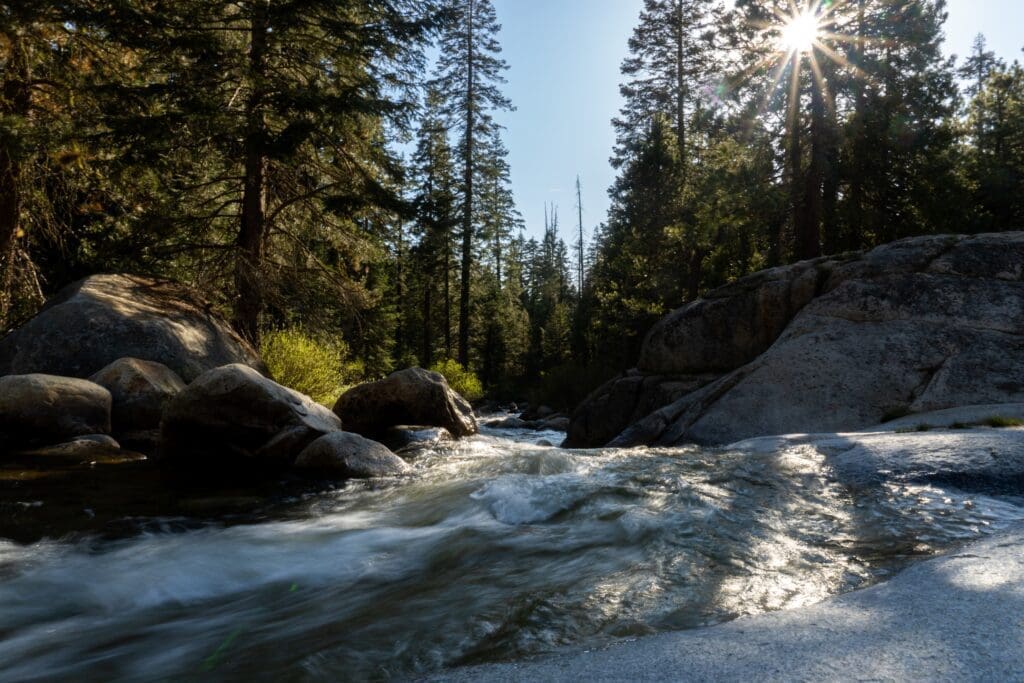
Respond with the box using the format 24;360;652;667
1;425;1023;681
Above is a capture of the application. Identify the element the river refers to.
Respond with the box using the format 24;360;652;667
1;422;1023;681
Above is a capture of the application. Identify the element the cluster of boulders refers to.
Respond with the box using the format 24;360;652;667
0;275;478;481
567;232;1024;448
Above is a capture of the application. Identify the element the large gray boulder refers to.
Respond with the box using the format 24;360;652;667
0;374;111;451
0;274;265;382
570;232;1024;448
294;432;411;478
89;358;186;451
333;367;478;438
564;372;718;448
159;364;342;466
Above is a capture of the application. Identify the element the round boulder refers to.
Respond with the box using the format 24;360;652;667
0;274;266;382
0;374;111;451
89;358;187;451
158;364;342;467
295;432;411;479
333;367;478;438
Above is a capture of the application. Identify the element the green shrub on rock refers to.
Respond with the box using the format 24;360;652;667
429;360;484;402
262;329;351;406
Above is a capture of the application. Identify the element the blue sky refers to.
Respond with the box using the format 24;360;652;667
489;0;1024;242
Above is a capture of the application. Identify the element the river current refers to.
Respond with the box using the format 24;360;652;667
2;422;1023;681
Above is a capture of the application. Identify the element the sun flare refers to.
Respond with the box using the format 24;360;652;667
779;11;820;54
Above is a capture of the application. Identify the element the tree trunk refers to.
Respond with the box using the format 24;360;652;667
787;56;805;263
822;89;840;255
800;83;825;260
576;176;584;296
444;223;452;359
458;0;475;367
493;177;502;289
686;247;704;301
234;2;269;348
422;262;433;368
674;0;686;165
0;35;30;328
847;0;867;250
395;221;404;362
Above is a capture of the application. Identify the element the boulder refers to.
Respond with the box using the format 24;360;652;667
89;358;186;451
0;274;265;382
564;372;718;447
379;426;453;455
294;432;411;478
538;416;570;432
485;416;531;430
19;438;146;464
0;374;111;451
333;367;478;438
520;405;555;422
158;364;342;466
572;232;1024;448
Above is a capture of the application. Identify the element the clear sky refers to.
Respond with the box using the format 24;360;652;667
490;0;1024;243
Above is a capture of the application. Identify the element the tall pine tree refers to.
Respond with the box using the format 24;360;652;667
431;0;512;366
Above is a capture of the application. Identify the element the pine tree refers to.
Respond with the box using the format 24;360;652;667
613;0;722;168
75;0;440;347
960;34;1003;102
409;87;459;366
431;0;513;366
965;61;1024;230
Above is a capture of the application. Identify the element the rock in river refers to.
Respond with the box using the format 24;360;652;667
294;432;411;479
158;364;342;467
334;367;478;438
89;357;186;451
0;374;112;452
0;274;265;382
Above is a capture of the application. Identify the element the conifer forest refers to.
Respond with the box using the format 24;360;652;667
3;0;1023;407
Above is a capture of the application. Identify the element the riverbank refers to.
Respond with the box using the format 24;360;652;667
430;520;1024;681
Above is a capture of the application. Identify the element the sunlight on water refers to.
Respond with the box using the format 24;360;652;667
1;425;1023;681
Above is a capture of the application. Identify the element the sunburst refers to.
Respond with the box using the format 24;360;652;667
779;10;820;54
738;0;875;119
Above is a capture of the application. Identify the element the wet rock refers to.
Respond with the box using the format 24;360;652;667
295;432;411;478
159;364;342;467
19;439;146;464
89;358;186;452
0;274;265;382
0;375;112;451
379;426;453;454
520;405;555;422
484;416;530;429
538;416;570;432
334;367;478;438
565;372;717;448
70;434;121;447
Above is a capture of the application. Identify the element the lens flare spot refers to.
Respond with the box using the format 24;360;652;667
780;12;820;54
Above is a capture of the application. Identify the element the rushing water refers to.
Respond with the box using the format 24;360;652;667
2;423;1024;682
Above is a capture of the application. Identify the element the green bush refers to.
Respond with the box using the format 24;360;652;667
429;360;484;402
983;416;1024;428
262;328;351;406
